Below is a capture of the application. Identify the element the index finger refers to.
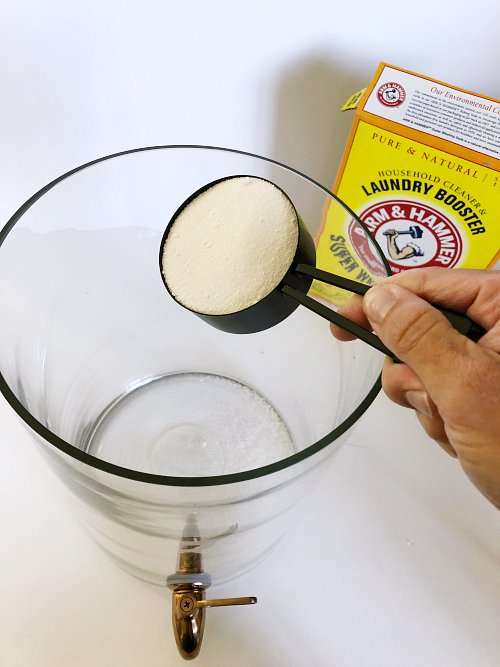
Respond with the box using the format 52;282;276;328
329;293;370;341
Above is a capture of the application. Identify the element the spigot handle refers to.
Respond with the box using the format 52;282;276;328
196;596;257;608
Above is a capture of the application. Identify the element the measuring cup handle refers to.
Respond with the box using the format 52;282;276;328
293;264;486;341
281;284;399;361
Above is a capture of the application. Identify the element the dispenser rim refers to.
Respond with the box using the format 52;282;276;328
0;144;388;487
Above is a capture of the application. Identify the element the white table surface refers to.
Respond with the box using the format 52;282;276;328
1;2;500;664
1;386;499;667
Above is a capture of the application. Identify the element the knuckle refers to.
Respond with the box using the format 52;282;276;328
477;275;500;325
432;345;500;427
416;411;449;446
457;347;500;405
381;360;421;400
390;308;443;355
381;363;399;400
388;267;433;293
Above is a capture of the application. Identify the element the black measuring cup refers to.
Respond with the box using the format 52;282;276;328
160;176;485;361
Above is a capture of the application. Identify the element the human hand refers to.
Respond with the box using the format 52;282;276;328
382;228;399;238
330;267;500;509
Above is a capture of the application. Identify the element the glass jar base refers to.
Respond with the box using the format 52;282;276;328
84;372;295;477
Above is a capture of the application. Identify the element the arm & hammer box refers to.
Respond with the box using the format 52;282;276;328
313;63;500;305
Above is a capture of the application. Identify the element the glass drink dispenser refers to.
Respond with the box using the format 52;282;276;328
0;147;387;658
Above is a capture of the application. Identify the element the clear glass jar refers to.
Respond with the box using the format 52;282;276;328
0;147;387;585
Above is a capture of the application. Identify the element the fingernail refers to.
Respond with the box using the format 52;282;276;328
405;390;433;417
363;286;396;324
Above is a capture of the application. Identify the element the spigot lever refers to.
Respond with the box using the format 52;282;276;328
196;596;257;609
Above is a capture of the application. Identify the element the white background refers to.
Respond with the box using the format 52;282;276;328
1;1;499;665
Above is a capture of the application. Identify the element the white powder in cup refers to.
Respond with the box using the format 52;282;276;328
161;176;299;315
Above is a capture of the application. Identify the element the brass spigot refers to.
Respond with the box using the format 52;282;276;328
169;583;256;660
167;515;257;660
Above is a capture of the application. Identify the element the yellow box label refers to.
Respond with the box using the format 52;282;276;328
314;120;500;303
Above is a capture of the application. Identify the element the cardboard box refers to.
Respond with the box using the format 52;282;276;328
313;63;500;304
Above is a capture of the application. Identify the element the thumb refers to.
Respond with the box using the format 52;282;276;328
363;284;473;395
